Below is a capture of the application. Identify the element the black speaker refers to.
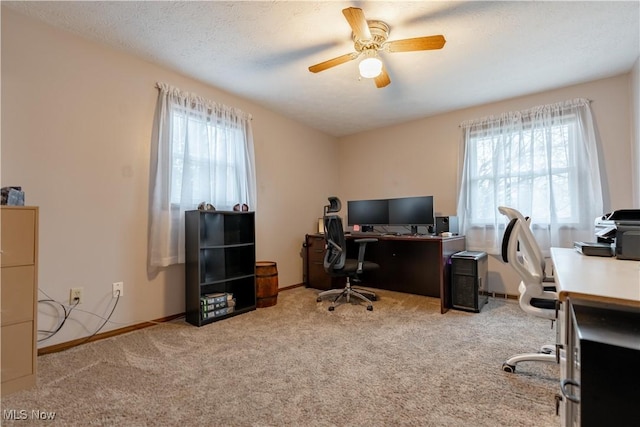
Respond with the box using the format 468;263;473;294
451;251;488;313
435;216;459;235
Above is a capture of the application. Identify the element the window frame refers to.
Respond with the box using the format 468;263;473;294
464;113;581;227
168;108;246;207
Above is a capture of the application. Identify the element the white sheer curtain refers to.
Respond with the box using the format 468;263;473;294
457;98;603;256
149;82;257;268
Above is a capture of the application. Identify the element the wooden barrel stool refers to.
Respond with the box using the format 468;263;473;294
256;261;279;308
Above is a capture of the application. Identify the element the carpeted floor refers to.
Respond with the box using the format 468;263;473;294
1;287;560;426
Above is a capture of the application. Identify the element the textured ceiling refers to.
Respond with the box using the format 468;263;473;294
4;1;640;137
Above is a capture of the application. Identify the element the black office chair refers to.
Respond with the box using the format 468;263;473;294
498;206;559;373
316;196;379;311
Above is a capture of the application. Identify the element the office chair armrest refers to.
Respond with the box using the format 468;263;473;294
354;238;378;244
354;238;377;274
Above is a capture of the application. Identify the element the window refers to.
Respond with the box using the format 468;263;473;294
149;83;256;268
467;117;577;225
457;99;603;255
169;109;248;208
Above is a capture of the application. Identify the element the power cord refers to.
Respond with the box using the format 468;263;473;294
37;288;118;343
74;289;120;346
37;298;79;342
37;288;187;343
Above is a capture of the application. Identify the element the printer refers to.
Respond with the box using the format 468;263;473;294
593;210;640;260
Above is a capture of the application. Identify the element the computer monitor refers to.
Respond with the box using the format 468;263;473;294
388;196;434;234
347;199;389;226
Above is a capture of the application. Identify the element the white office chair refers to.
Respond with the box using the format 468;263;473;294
498;206;559;373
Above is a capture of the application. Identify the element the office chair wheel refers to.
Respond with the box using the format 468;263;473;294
502;363;516;373
328;306;335;311
367;305;373;311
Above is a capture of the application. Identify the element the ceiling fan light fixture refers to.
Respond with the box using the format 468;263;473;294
308;7;446;88
359;56;383;78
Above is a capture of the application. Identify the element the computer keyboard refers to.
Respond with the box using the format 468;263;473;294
349;231;405;237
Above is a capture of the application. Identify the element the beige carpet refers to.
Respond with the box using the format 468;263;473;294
1;287;560;426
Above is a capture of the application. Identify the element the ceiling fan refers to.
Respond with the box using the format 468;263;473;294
308;7;446;88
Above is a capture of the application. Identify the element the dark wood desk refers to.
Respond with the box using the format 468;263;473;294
303;233;465;313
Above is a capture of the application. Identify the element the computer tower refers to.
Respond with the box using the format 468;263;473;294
435;216;459;235
451;251;488;313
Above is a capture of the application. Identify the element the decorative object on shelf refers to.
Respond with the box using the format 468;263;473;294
1;186;25;206
197;202;215;211
233;203;249;212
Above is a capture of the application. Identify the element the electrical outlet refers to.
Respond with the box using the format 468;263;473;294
70;287;83;305
112;282;124;298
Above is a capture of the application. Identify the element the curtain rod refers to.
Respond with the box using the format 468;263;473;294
155;82;252;121
458;98;592;128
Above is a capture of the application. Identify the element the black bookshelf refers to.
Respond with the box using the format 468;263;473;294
185;210;256;326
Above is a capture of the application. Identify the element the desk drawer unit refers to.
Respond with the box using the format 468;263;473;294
304;234;334;290
561;303;640;427
0;206;38;396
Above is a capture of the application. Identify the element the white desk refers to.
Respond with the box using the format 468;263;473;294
550;247;640;427
551;247;640;307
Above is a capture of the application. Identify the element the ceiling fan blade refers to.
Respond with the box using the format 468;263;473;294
374;67;391;88
385;35;446;52
308;52;358;73
342;7;372;40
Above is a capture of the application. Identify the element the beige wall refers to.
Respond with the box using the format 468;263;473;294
1;8;338;347
337;74;635;295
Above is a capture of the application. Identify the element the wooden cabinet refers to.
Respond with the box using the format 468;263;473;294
303;234;342;291
1;206;38;396
185;210;256;326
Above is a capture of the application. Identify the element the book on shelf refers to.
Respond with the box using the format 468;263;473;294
200;292;233;305
201;305;235;320
200;297;236;312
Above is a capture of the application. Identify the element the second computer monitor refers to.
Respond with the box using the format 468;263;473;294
388;196;434;231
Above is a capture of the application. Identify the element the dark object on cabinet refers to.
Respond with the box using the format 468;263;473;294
1;186;24;206
185;210;256;326
304;233;465;313
435;216;458;235
451;251;488;312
